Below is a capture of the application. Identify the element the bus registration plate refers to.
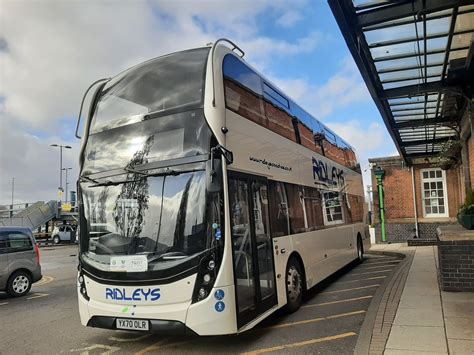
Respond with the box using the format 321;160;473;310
116;318;149;331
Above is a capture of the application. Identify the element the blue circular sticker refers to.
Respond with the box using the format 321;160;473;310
212;223;218;229
215;301;225;312
214;289;225;300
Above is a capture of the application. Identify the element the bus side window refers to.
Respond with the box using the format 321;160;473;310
268;181;290;237
263;83;296;142
285;183;305;234
223;55;266;127
301;186;324;231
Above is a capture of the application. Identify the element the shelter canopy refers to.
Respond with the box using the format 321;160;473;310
329;0;474;162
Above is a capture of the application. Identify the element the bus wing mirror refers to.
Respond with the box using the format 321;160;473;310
75;78;110;139
206;158;222;193
215;145;233;165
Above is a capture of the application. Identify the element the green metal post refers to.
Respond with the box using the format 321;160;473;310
374;167;386;242
377;176;386;242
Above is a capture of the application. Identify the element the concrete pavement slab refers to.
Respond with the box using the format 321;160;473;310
393;307;444;327
399;285;440;297
398;293;442;310
443;299;474;318
386;325;448;353
448;339;474;354
445;316;474;340
441;291;474;302
384;350;447;355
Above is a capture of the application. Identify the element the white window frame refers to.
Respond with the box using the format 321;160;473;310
322;191;345;226
420;168;449;218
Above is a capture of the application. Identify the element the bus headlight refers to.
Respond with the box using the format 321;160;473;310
192;252;220;303
78;271;90;301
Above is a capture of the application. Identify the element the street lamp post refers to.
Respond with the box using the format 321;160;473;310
50;144;72;201
10;177;15;220
62;168;72;203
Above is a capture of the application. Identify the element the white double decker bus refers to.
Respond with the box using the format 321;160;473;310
75;39;369;335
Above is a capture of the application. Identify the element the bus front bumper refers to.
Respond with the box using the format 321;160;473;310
87;316;197;335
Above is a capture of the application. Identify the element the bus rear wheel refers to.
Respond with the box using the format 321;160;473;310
284;257;303;313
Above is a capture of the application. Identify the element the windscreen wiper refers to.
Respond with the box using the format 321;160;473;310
148;251;188;263
79;175;99;184
88;167;202;187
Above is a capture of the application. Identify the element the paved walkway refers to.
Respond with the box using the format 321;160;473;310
370;244;474;355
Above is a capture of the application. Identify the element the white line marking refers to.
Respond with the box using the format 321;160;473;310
0;302;9;306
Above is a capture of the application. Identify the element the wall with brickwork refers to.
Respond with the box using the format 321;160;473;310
438;238;474;292
374;221;457;243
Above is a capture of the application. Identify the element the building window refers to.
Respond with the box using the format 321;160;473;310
322;191;344;225
421;169;448;217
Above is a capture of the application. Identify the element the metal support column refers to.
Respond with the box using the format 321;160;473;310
374;167;386;242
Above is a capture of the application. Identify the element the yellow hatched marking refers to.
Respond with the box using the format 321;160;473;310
135;339;196;355
363;260;400;265
265;310;366;330
360;264;399;270
241;332;357;354
351;269;393;276
338;276;387;283
27;292;49;300
35;276;54;286
303;295;373;308
320;284;380;294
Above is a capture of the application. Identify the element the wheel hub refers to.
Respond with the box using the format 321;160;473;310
287;266;302;302
12;275;29;294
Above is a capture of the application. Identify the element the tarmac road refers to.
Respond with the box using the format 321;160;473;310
0;245;402;354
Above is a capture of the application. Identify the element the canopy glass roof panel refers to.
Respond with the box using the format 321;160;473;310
329;0;474;161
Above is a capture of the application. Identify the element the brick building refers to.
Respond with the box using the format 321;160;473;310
369;156;464;243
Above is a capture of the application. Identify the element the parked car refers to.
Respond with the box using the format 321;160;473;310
51;224;77;244
0;227;42;297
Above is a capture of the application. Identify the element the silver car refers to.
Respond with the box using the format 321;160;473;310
0;227;42;297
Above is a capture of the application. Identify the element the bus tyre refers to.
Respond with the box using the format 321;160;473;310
285;257;303;313
7;270;32;297
357;237;364;263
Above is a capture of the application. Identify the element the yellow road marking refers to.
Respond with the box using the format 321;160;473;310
0;302;8;306
27;292;49;300
241;332;357;354
338;276;386;283
135;339;196;355
320;284;380;294
351;269;392;276
360;264;399;270
109;333;152;343
303;295;373;308
264;310;366;330
35;276;54;286
364;260;400;265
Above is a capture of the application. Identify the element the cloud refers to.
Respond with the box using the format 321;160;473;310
0;118;78;203
0;0;320;203
269;56;371;119
326;120;396;187
276;10;303;28
0;0;318;130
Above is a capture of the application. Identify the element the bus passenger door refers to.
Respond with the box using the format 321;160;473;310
228;174;277;329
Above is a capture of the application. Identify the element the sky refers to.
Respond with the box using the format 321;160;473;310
0;0;397;205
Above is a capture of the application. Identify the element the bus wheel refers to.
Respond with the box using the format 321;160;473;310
285;257;303;313
357;236;364;263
